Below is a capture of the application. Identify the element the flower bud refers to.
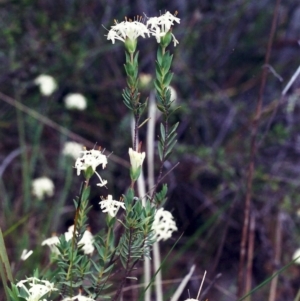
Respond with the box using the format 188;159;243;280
128;148;146;181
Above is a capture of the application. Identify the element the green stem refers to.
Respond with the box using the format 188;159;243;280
16;103;31;211
65;179;89;291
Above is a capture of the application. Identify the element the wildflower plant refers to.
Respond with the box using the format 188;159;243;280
4;11;180;301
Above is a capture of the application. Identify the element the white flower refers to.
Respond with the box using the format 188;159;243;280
99;195;126;217
146;11;180;46
128;148;146;181
32;177;55;200
75;149;107;178
139;73;152;88
168;86;177;103
152;208;177;242
293;248;300;264
64;225;94;255
16;277;57;301
20;249;33;261
42;227;94;255
64;93;87;110
128;148;145;171
34;74;57;96
107;19;149;44
41;235;60;254
63;141;84;160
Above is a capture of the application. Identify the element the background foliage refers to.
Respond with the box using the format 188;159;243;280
1;0;300;300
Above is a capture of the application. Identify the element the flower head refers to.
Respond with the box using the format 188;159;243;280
107;18;149;52
32;177;55;200
34;74;57;96
128;147;145;181
99;195;126;217
293;248;300;264
62;294;95;301
64;226;94;254
16;277;57;301
63;141;84;160
75;149;107;180
152;208;177;242
42;227;94;255
41;235;60;254
64;93;87;110
146;11;180;47
20;249;33;261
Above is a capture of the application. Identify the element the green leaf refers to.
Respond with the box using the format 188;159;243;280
158;141;163;161
163;72;173;87
82;186;90;201
155;62;163;80
0;228;13;301
165;139;177;159
124;63;135;78
156;104;166;113
154;80;162;95
169;122;179;136
160;123;166;141
161;52;173;72
125;51;131;63
167;132;177;146
133;51;139;66
157;46;163;65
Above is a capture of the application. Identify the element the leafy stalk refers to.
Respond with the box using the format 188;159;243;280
151;45;178;202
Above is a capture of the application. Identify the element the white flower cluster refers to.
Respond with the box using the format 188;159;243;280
107;19;149;44
146;11;180;46
152;208;177;242
99;195;126;217
62;294;95;301
75;149;107;186
64;93;87;111
34;75;88;111
34;75;57;96
42;225;94;255
16;277;57;301
32;177;55;200
107;11;180;47
63;141;84;160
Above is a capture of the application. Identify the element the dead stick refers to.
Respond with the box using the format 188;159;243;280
268;211;283;301
237;0;281;297
245;212;255;300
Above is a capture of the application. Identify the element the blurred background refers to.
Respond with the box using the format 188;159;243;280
1;0;300;300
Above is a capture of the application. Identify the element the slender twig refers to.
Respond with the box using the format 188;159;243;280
170;265;196;301
211;197;236;274
153;242;163;301
0;91;129;168
245;212;255;301
237;0;281;296
112;228;134;301
196;270;207;300
282;65;300;96
268;211;283;301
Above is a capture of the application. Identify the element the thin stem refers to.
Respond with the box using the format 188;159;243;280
16;97;31;211
150;118;169;202
237;0;281;296
112;228;134;301
268;212;283;301
66;180;89;286
245;212;255;301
